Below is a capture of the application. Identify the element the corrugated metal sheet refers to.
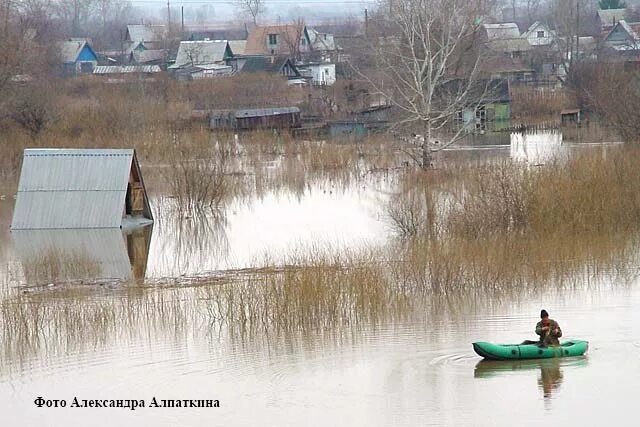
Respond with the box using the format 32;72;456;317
235;107;300;118
11;149;133;229
17;149;133;191
12;229;133;282
93;65;162;74
12;191;126;229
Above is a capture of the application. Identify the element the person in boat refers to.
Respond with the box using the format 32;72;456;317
536;309;562;346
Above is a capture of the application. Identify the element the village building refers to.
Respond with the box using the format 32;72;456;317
11;149;153;230
59;38;98;76
208;107;301;131
297;62;336;86
602;20;640;51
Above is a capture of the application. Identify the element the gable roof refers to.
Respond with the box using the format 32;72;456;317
228;40;247;55
59;39;97;63
604;20;640;44
597;9;628;27
126;24;167;42
238;55;300;76
245;25;307;55
171;40;232;68
522;21;555;38
11;149;152;229
306;28;336;51
482;23;521;41
131;49;167;64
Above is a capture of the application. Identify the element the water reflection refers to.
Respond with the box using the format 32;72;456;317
10;227;152;285
510;130;567;164
474;357;587;401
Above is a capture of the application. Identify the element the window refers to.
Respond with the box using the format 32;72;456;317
325;68;330;74
268;34;278;45
537;30;545;38
323;34;327;40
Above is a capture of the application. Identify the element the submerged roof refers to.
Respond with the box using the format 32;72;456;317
11;149;147;229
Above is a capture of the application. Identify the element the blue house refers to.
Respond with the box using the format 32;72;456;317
59;38;98;76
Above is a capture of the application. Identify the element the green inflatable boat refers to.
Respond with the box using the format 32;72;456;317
472;340;588;360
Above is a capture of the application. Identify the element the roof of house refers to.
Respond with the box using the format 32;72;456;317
93;65;162;74
11;149;150;229
228;40;247;55
307;28;336;51
606;20;640;41
480;56;534;74
245;25;307;55
482;23;521;41
597;8;628;27
238;55;299;75
131;49;167;64
59;39;96;63
171;40;232;68
235;107;300;118
126;24;167;42
522;21;556;39
485;37;532;53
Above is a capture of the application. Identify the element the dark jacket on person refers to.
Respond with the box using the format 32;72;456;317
535;319;562;346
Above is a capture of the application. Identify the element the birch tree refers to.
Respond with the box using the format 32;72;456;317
357;0;491;168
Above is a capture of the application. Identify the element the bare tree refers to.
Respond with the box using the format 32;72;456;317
281;18;306;61
236;0;265;25
355;0;491;168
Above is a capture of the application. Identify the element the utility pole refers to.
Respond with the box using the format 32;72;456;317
365;9;368;38
167;0;171;38
181;6;184;35
576;0;580;65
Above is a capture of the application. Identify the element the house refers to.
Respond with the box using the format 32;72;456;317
298;62;336;86
458;80;511;133
11;227;152;283
59;38;98;76
522;22;556;46
208;107;301;131
11;149;153;230
597;8;628;33
245;25;311;57
230;55;302;79
170;40;233;69
125;24;167;50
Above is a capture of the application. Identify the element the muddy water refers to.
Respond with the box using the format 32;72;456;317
0;134;635;426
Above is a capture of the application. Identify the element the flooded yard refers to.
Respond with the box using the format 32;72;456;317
1;131;639;426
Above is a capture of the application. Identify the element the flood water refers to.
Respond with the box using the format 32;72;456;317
0;131;636;426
